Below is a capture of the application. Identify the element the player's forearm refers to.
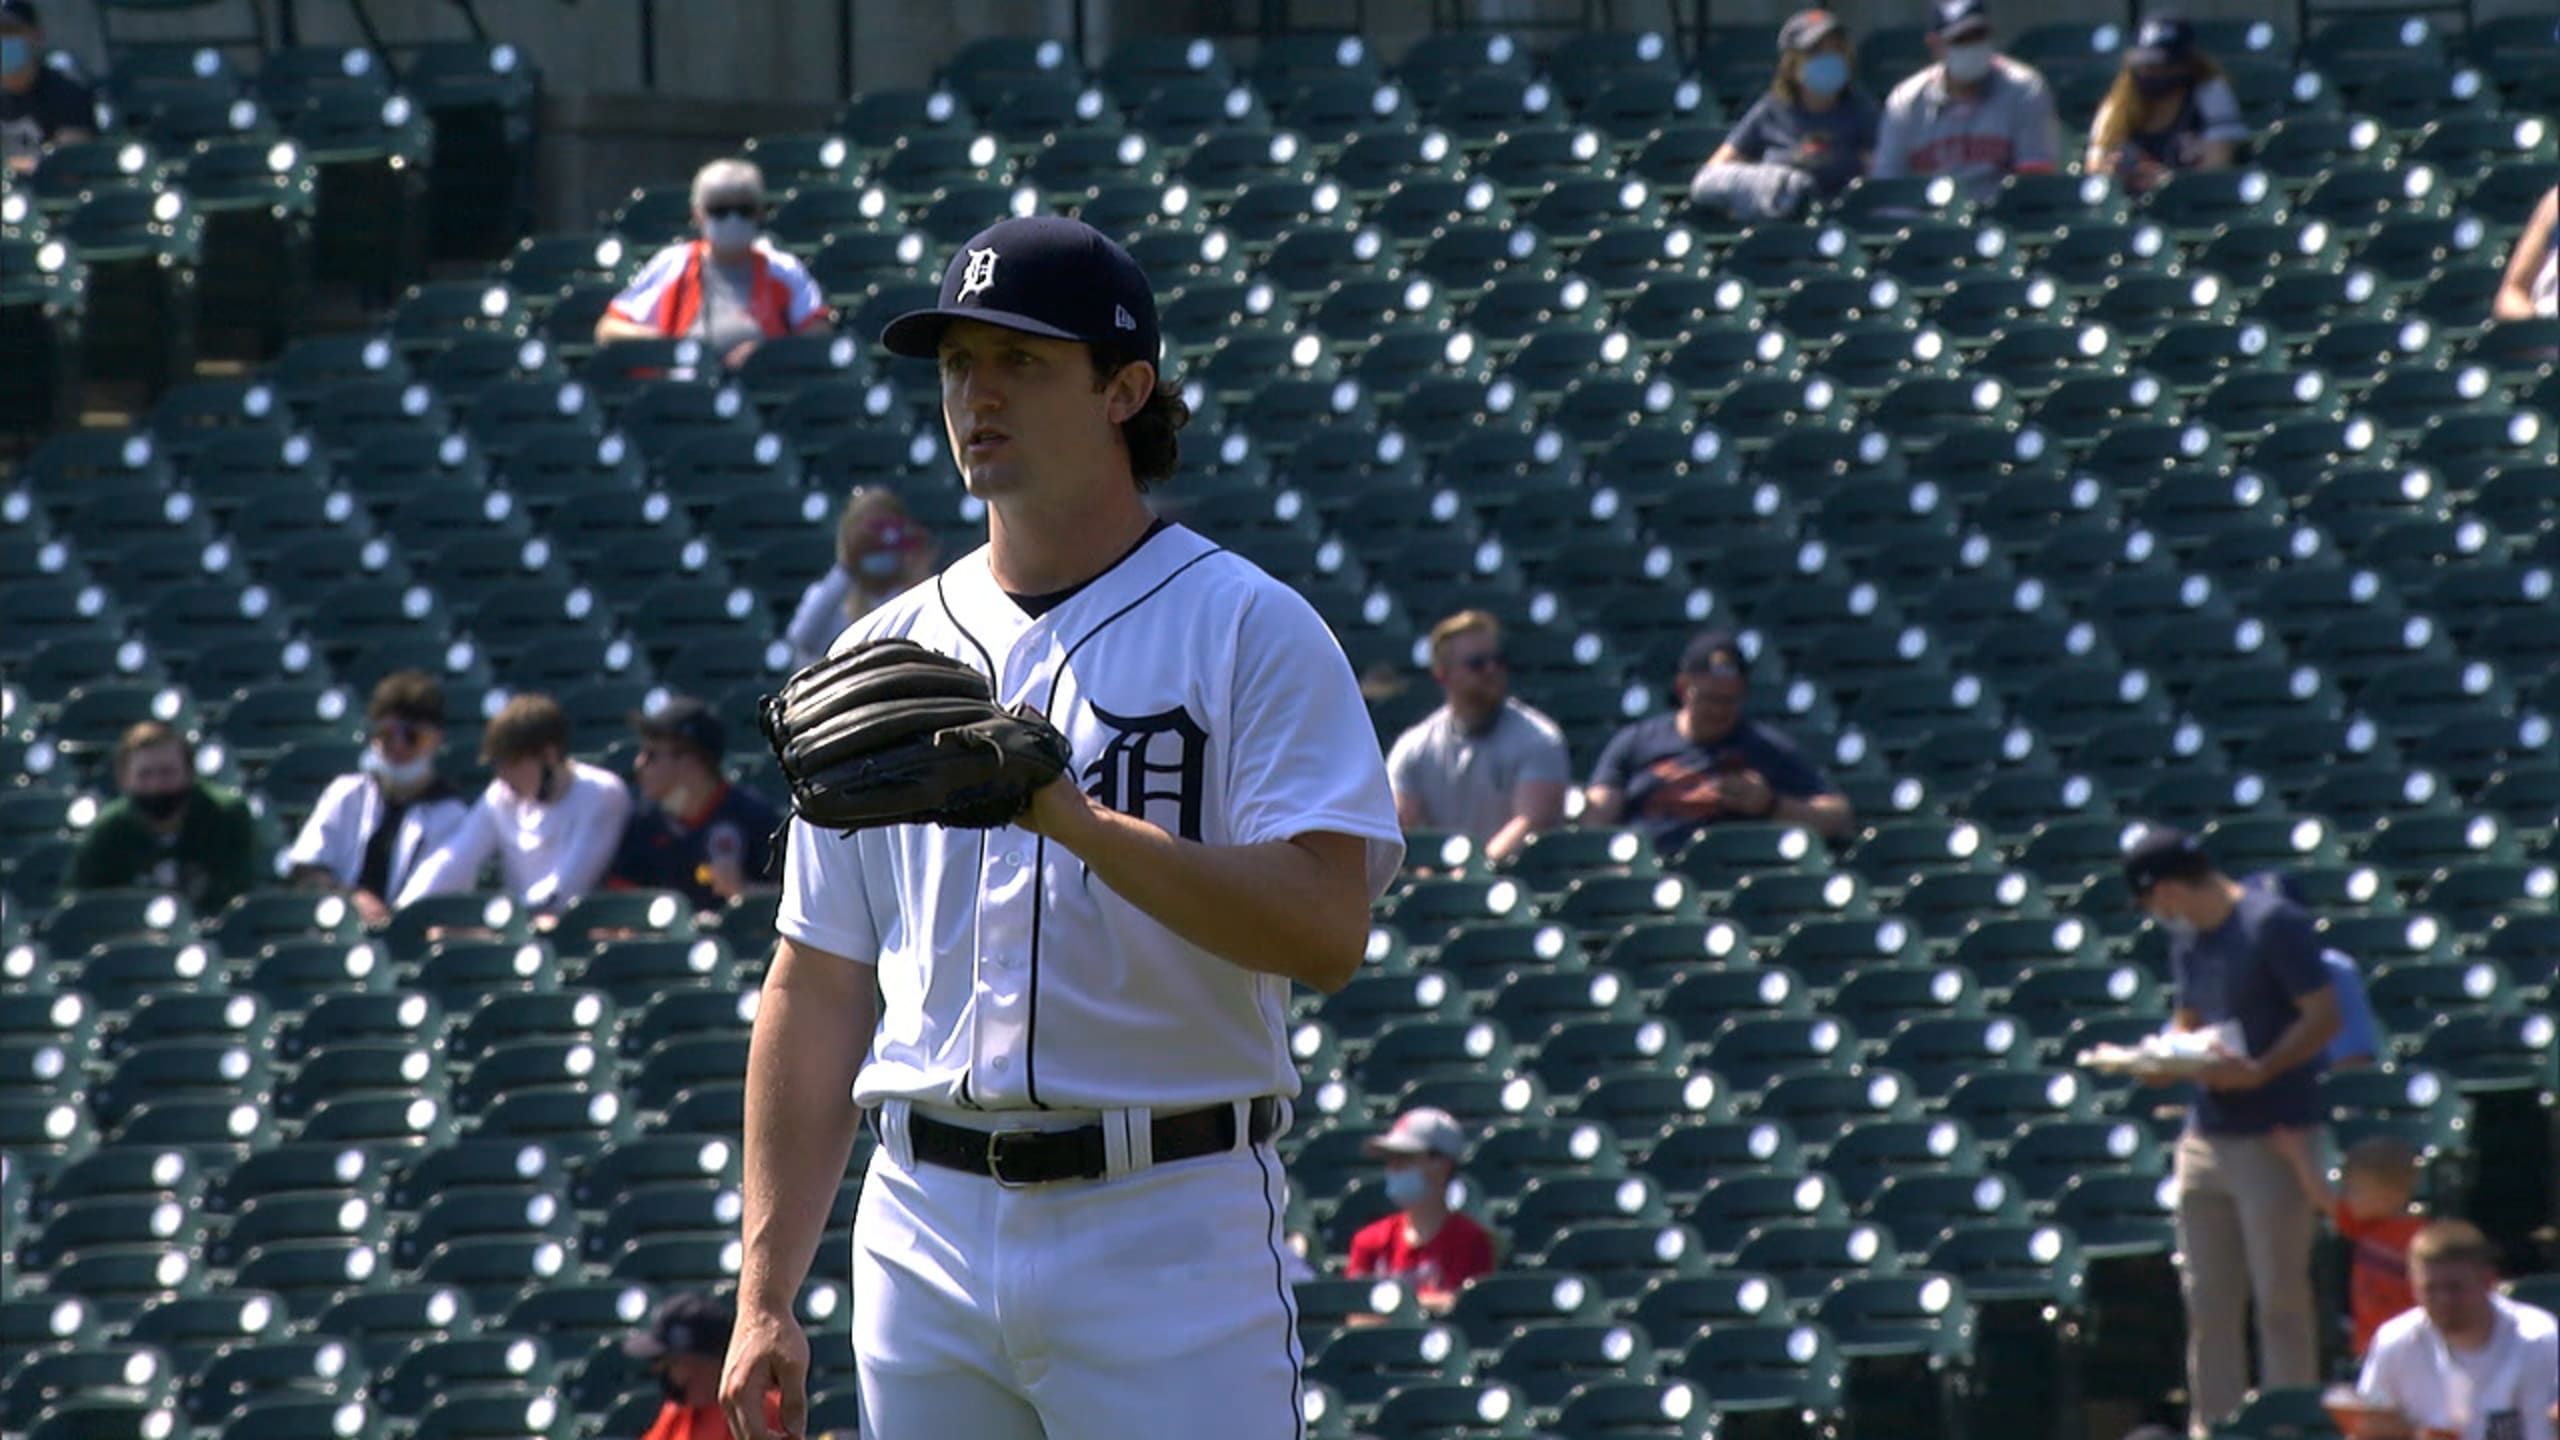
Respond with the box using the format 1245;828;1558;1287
1047;803;1369;992
738;940;873;1311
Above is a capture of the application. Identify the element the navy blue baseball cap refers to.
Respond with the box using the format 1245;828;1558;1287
880;215;1161;366
1933;0;1993;39
2127;14;2197;66
623;1292;733;1361
2122;825;2210;896
631;695;724;762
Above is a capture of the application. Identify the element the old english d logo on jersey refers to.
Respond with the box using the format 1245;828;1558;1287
1080;702;1208;842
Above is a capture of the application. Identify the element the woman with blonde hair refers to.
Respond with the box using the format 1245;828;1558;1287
2083;15;2249;194
1689;9;1879;219
785;487;941;666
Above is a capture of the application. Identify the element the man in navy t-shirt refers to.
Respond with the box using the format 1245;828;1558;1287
609;697;780;916
1582;630;1852;851
2126;826;2341;1437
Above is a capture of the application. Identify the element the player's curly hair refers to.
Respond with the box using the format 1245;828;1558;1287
1090;340;1190;492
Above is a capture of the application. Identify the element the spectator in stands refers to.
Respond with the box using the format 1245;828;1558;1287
65;720;263;913
2306;1136;2430;1364
1690;9;1879;219
1385;609;1570;864
594;157;832;369
394;692;631;918
2350;1220;2559;1440
785;487;940;667
2251;871;2381;1072
2122;826;2340;1437
2081;15;2249;194
1345;1107;1497;1311
283;670;474;927
0;2;97;174
1582;630;1852;850
626;1292;759;1440
608;697;780;917
2490;185;2558;322
1872;0;2061;204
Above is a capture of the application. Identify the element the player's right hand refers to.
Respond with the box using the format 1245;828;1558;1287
720;1302;809;1440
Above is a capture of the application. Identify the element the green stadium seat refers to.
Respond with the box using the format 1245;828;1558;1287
1674;1319;1849;1427
1536;1221;1710;1301
27;1399;192;1440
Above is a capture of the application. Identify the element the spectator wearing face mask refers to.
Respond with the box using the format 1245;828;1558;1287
282;670;475;927
1689;9;1880;219
0;1;98;175
607;697;780;917
1873;0;2061;204
784;487;942;668
65;720;263;913
394;692;632;916
2083;15;2249;194
594;157;833;370
1344;1107;1499;1311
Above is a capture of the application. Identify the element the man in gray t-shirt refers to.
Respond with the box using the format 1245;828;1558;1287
1873;0;2061;205
1386;610;1570;862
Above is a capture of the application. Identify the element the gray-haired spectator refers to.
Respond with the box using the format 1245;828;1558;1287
1872;0;2062;204
595;156;833;369
1385;609;1570;864
1690;8;1879;219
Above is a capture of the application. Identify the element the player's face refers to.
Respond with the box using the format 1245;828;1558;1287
937;320;1127;499
2410;1255;2492;1337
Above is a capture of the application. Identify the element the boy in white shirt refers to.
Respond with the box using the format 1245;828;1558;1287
394;691;633;918
2353;1220;2559;1440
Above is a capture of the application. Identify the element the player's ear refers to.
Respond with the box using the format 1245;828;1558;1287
1104;360;1155;425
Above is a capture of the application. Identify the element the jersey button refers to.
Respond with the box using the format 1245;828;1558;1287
991;1056;1011;1073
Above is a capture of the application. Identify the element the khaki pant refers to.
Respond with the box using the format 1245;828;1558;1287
2174;1130;2320;1438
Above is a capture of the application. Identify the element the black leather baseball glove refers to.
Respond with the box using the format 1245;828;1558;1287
759;638;1072;832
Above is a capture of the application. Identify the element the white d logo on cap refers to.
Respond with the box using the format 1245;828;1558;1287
957;246;999;303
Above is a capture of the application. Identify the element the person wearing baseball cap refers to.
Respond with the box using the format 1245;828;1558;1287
1344;1107;1498;1309
1582;630;1852;851
626;1292;763;1440
2120;824;2340;1436
1871;0;2062;204
2084;13;2250;194
1689;9;1879;219
1;1;99;174
607;695;781;916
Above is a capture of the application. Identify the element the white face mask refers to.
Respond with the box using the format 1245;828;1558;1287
2157;915;2198;945
363;746;436;791
1943;42;1995;82
1382;1168;1431;1209
703;213;759;254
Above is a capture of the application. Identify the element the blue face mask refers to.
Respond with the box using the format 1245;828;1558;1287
1799;53;1851;97
1382;1168;1431;1209
1;37;33;74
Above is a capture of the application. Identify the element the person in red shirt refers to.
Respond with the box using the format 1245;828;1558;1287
1344;1107;1499;1310
628;1292;785;1440
2329;1137;2430;1360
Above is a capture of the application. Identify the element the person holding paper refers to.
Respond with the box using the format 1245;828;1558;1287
2122;826;2343;1438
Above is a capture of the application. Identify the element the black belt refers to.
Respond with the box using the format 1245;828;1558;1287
903;1098;1281;1186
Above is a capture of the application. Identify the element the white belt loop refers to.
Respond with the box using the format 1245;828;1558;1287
1103;1105;1154;1178
878;1099;916;1172
1269;1095;1294;1145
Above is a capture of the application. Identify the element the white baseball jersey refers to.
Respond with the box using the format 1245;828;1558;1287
394;759;632;912
777;522;1404;1114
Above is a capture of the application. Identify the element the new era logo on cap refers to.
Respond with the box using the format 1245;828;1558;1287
1114;304;1136;331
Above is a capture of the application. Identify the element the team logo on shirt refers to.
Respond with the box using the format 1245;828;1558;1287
1080;704;1208;842
2485;1413;2521;1440
956;246;999;303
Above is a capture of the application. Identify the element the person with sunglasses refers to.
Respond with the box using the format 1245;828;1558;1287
1385;608;1570;864
595;157;833;369
283;670;474;927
